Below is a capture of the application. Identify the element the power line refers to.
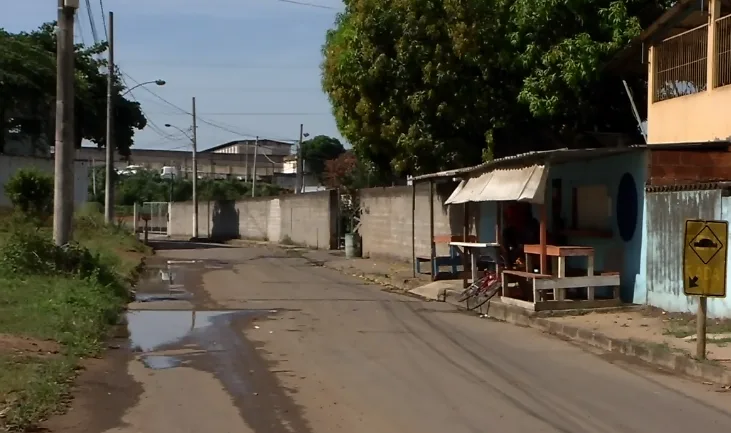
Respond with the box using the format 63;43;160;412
172;87;322;93
151;112;330;116
84;0;100;44
277;0;339;10
98;0;108;40
118;60;321;69
120;75;297;141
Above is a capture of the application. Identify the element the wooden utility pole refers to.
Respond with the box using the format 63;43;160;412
53;0;78;245
104;11;115;223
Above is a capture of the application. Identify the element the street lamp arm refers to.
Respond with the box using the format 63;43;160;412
164;123;193;141
121;79;166;96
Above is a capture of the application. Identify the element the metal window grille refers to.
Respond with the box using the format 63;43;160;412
654;24;709;102
716;14;731;88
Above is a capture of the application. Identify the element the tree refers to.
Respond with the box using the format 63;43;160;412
301;135;346;180
0;23;147;156
321;0;672;177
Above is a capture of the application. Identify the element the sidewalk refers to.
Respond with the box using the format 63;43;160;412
233;241;731;386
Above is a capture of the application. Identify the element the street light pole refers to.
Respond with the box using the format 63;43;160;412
252;136;258;197
295;124;303;194
53;0;78;245
191;97;198;239
104;11;115;224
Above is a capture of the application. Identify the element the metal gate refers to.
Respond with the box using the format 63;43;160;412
141;202;169;235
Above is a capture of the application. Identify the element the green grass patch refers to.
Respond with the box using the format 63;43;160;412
0;208;149;431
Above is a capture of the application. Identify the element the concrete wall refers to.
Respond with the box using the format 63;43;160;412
359;183;477;261
169;190;337;249
0;155;89;208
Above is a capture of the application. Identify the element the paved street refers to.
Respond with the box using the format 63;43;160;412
47;243;731;433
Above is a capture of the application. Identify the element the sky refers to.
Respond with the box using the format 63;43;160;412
3;0;346;151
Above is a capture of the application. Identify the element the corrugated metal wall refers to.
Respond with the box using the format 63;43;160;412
646;189;727;315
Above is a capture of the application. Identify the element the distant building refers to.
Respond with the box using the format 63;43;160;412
77;140;293;180
203;139;293;157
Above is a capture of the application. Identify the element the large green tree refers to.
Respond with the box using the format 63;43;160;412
322;0;672;177
0;23;146;156
301;135;346;180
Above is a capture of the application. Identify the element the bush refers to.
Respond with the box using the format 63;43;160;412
3;168;53;219
0;229;129;301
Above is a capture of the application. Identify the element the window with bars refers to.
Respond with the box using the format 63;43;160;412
716;13;731;88
653;24;709;102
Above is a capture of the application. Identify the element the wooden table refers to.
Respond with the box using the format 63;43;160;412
523;244;595;300
449;242;500;283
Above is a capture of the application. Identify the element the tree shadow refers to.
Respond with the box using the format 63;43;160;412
211;200;240;241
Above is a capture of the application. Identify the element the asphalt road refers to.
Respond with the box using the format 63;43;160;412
45;242;731;433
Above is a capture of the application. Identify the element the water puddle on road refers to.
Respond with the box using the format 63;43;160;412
133;261;194;303
127;309;275;373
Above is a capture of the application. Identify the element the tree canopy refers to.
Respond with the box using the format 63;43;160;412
0;23;147;157
301;135;346;180
321;0;672;177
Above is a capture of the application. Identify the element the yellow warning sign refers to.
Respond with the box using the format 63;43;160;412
683;219;728;297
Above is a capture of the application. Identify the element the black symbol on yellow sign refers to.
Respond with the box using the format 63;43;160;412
689;225;724;264
683;219;728;298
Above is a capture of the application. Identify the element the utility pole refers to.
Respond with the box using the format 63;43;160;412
191;97;199;239
103;11;115;224
251;136;258;197
53;0;78;246
295;123;303;194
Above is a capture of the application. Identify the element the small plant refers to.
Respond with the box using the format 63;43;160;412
3;168;54;220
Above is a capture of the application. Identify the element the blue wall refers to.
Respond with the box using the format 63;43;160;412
477;151;647;303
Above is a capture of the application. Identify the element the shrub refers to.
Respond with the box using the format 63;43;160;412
0;229;129;301
3;168;54;219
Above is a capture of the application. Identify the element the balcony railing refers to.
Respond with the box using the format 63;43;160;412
716;14;731;88
653;24;709;102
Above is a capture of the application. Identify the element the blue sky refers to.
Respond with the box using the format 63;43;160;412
4;0;345;151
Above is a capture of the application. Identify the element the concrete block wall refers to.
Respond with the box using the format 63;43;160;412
168;190;337;249
279;191;337;249
359;183;477;261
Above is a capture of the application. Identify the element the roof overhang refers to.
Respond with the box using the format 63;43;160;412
445;165;549;205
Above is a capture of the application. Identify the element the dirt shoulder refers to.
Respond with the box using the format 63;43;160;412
0;211;150;431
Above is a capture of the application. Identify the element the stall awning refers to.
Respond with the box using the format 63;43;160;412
445;165;548;204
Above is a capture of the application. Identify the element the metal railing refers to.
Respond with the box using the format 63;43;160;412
716;14;731;88
653;24;709;102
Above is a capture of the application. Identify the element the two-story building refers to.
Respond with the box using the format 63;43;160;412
644;0;731;144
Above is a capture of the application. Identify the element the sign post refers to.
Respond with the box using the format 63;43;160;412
683;219;728;360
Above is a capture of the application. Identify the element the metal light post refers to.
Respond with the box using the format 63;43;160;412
121;79;165;96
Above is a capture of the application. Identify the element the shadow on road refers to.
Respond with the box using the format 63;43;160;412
148;239;233;251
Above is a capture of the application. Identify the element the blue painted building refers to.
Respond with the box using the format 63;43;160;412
416;144;731;316
475;149;648;304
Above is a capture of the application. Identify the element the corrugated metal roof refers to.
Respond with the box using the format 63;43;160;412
413;146;646;182
445;165;548;204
